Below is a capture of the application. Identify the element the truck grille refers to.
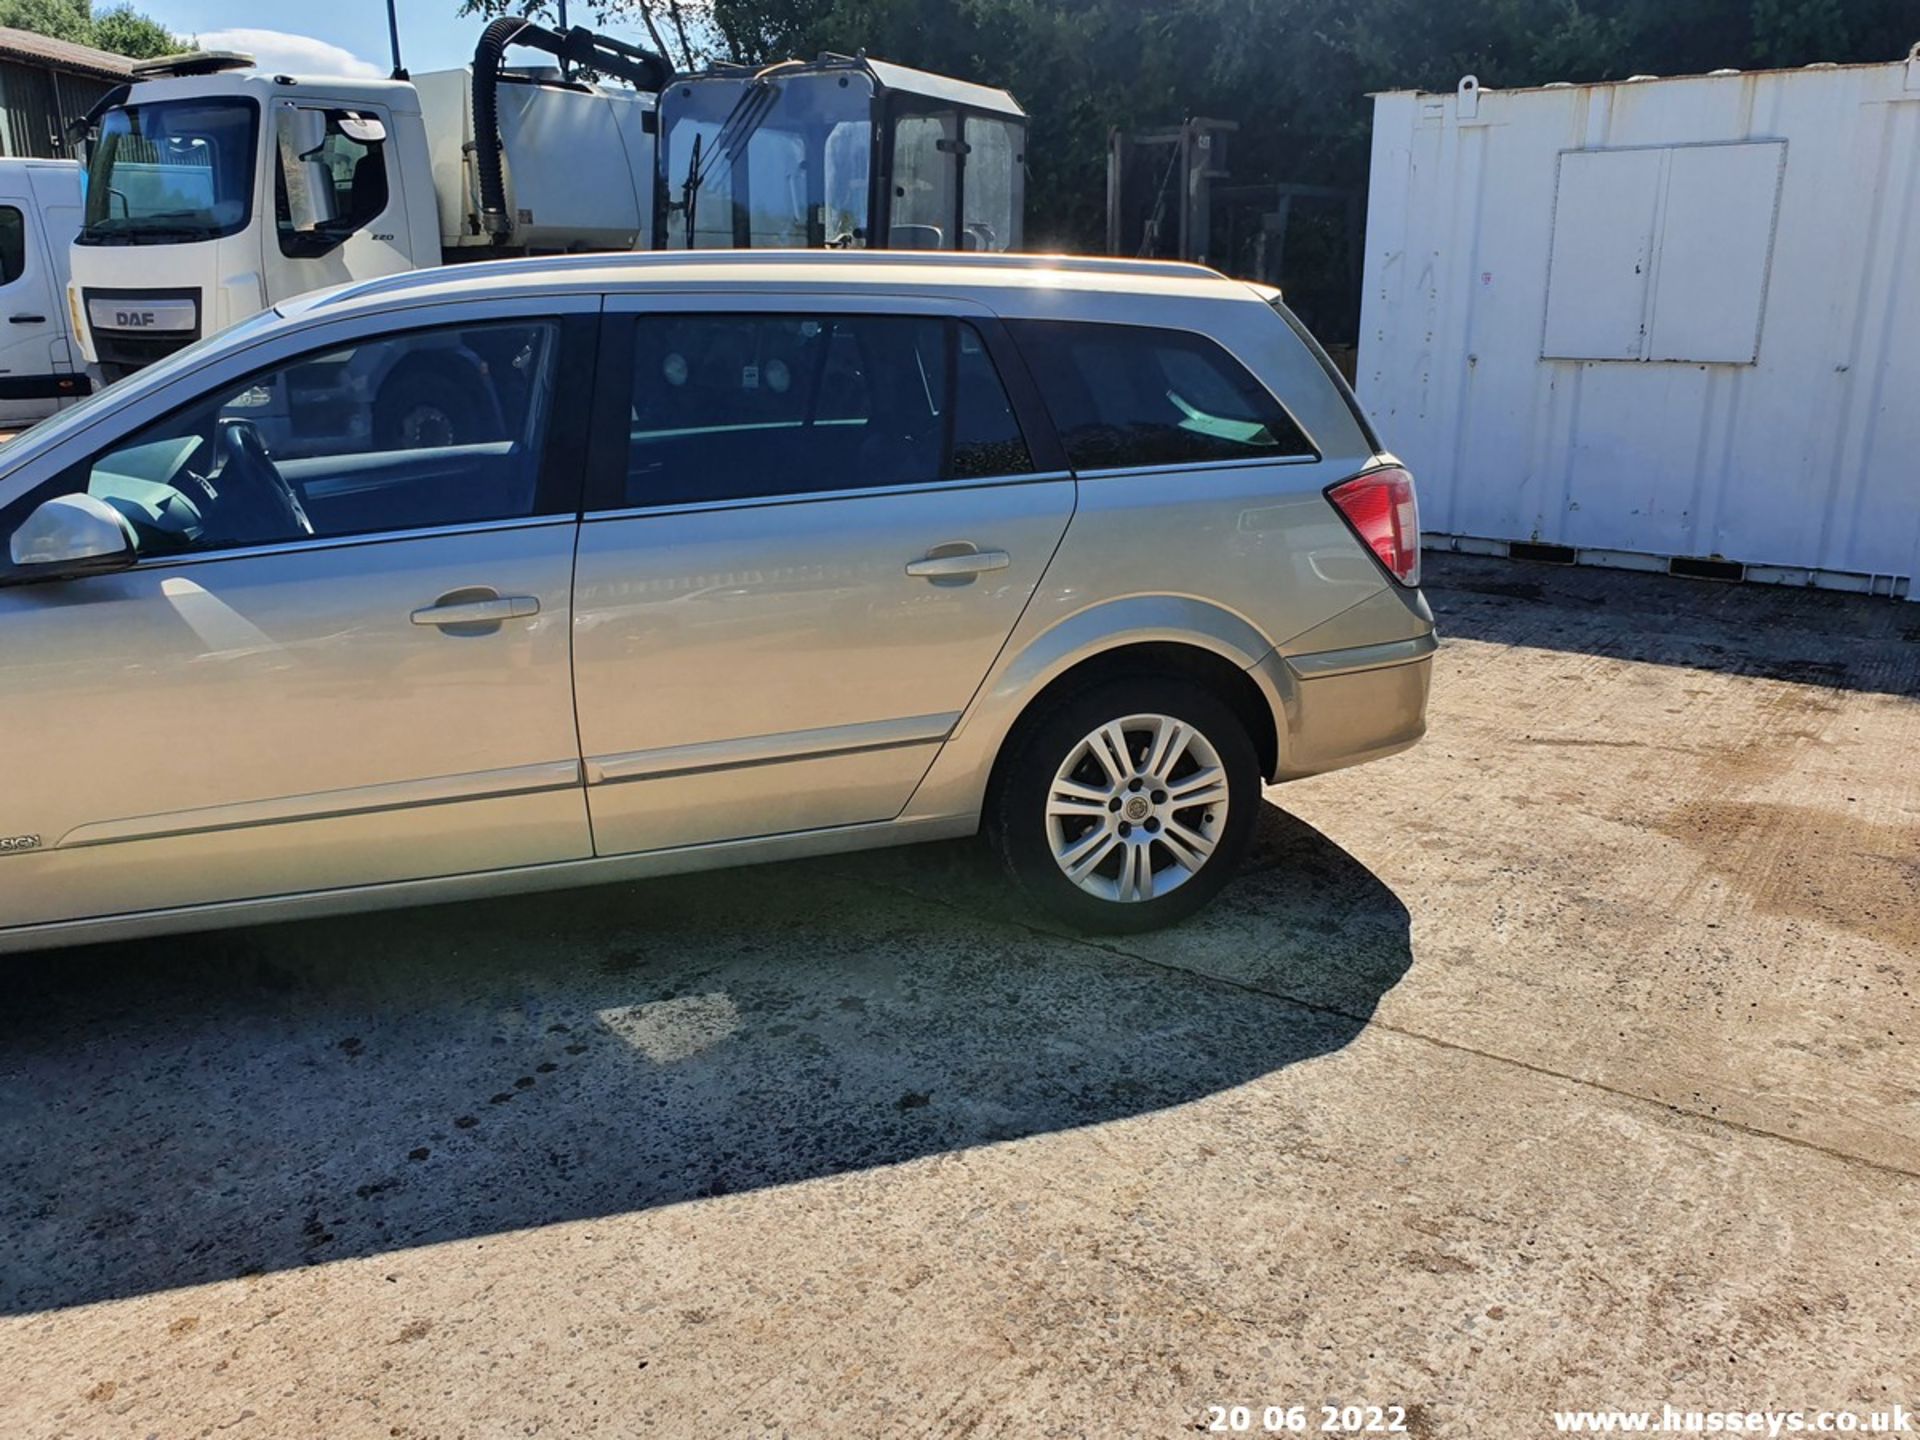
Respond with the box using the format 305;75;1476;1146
94;330;196;381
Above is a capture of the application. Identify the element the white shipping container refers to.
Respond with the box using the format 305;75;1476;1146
1358;48;1920;598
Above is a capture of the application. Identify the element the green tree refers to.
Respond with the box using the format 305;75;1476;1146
0;0;188;57
0;0;93;44
92;4;188;58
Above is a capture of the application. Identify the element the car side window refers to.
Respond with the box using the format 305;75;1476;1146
1008;319;1314;471
0;206;24;286
9;321;558;559
622;314;1033;506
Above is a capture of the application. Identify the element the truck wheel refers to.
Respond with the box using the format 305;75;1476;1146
374;369;481;450
986;677;1261;934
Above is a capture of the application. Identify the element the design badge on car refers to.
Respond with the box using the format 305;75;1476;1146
0;833;41;854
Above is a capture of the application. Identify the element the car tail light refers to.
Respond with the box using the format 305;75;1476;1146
1327;466;1420;586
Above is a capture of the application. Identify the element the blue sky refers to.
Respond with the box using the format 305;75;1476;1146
139;1;665;77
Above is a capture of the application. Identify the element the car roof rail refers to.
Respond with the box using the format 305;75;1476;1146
297;249;1228;315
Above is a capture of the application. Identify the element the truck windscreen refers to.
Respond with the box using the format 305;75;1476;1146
79;97;260;245
661;72;873;249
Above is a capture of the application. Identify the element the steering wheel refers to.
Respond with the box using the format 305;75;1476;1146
215;419;313;541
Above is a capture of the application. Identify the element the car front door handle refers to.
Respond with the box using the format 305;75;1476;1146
410;593;541;628
905;548;1011;579
9;314;45;324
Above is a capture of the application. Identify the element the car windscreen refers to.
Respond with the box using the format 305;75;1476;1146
80;97;260;245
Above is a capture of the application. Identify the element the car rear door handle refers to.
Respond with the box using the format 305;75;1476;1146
9;314;45;324
905;548;1011;579
410;593;540;627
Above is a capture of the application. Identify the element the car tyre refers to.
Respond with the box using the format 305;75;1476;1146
987;676;1262;934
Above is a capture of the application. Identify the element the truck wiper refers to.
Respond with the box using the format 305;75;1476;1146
682;130;702;248
679;80;781;247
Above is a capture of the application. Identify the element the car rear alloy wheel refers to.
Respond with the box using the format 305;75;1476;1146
1046;713;1231;903
988;677;1261;933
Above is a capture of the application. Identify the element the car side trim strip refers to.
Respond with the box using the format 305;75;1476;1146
586;712;960;786
121;515;577;572
55;760;584;850
581;472;1072;523
1284;632;1439;681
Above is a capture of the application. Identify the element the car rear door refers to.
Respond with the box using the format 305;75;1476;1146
570;293;1073;855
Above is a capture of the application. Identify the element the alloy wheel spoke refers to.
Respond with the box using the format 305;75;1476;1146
1050;775;1113;804
1143;718;1193;781
1047;793;1111;819
1063;829;1120;883
1159;818;1215;873
1116;841;1155;902
1088;724;1134;787
1166;766;1228;809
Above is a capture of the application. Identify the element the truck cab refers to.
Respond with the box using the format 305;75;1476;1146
658;56;1027;253
70;58;438;381
0;158;93;426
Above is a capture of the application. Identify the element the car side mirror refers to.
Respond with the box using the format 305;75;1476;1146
6;493;136;582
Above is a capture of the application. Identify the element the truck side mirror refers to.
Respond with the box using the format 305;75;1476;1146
6;494;136;583
336;113;385;145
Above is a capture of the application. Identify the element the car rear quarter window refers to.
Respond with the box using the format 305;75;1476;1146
621;314;1033;507
1008;319;1314;472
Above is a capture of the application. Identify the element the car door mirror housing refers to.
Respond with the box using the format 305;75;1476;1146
6;493;137;581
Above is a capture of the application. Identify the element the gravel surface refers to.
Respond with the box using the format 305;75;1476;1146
3;553;1915;1438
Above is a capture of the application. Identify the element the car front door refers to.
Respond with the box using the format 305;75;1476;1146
0;298;598;937
571;294;1073;855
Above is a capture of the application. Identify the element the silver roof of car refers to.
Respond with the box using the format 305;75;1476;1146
282;251;1246;324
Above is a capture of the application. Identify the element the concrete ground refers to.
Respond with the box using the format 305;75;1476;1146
2;554;1916;1438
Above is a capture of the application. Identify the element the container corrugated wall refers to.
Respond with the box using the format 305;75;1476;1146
1357;52;1920;598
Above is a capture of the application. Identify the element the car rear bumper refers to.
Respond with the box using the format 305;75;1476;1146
1256;632;1436;781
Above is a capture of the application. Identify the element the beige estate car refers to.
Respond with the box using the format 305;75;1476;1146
0;252;1433;951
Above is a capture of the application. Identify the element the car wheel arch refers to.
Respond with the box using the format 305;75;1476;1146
979;639;1281;813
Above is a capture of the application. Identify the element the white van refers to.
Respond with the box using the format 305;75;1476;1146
0;158;92;429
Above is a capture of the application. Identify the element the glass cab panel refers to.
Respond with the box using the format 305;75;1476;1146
888;112;957;249
962;115;1024;252
660;71;875;249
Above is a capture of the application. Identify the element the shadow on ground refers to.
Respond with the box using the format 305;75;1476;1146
0;804;1408;1314
1428;552;1920;698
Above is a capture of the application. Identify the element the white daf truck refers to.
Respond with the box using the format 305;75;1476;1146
66;17;668;446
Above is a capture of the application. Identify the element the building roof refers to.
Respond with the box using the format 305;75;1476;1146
0;25;137;83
